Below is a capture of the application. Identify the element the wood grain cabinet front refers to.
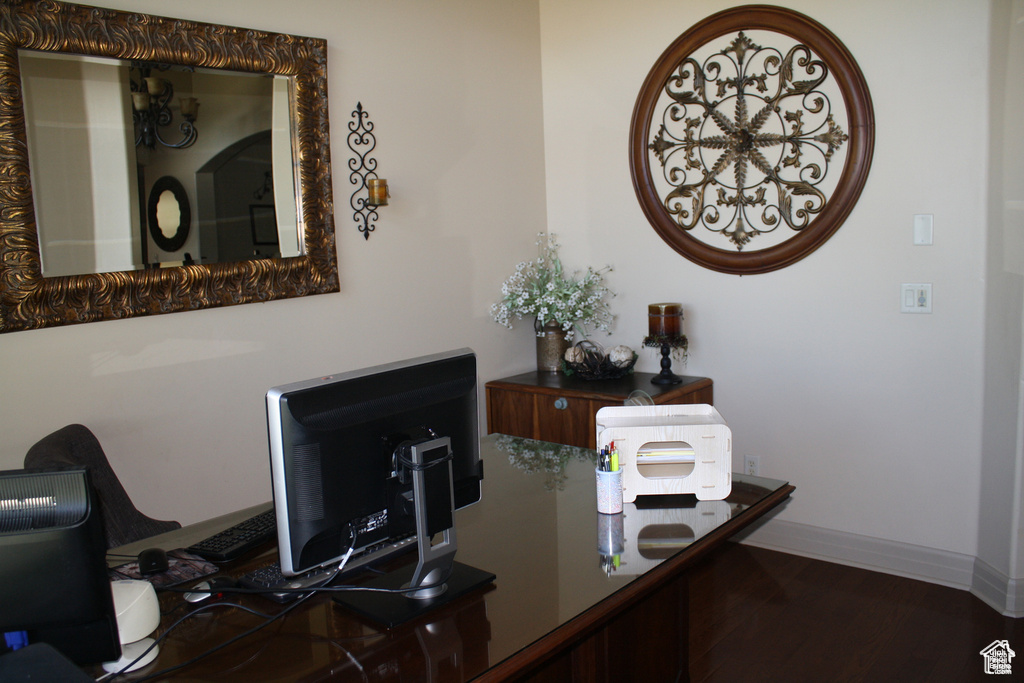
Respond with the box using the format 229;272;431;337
485;372;713;449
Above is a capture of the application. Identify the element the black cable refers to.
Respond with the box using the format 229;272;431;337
103;528;407;679
162;569;452;598
395;450;453;472
291;569;454;596
102;522;455;679
109;592;317;682
95;601;275;681
102;563;454;680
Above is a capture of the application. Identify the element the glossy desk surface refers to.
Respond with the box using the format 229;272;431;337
107;434;793;681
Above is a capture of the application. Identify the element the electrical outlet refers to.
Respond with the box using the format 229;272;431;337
744;455;760;476
901;283;932;314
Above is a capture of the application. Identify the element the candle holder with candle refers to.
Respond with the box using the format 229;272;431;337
366;178;389;206
642;303;688;385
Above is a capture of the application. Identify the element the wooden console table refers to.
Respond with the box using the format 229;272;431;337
485;371;713;449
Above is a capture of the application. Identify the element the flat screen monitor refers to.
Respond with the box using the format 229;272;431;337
0;467;120;665
266;348;484;578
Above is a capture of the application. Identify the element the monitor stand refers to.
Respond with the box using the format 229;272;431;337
333;437;494;628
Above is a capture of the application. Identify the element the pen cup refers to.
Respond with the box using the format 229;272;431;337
596;467;623;514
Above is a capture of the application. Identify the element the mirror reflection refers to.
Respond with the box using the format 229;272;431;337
155;191;181;238
20;51;301;278
146;175;190;255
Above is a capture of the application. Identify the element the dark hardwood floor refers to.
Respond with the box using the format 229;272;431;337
687;542;1024;682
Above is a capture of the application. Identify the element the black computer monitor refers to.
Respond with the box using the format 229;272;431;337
0;467;120;665
266;348;492;625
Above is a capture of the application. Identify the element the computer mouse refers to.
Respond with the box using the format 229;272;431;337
137;547;169;576
184;577;236;603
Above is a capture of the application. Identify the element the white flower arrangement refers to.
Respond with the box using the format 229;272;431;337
491;233;615;341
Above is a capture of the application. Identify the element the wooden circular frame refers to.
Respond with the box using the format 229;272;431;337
629;5;874;275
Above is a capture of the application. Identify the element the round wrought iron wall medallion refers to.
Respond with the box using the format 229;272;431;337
629;5;874;274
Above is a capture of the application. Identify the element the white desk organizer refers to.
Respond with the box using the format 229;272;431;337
595;404;732;502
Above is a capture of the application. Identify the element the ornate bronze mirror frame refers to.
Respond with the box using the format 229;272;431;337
629;5;874;274
0;0;338;332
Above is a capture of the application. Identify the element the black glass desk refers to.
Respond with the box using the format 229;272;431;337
104;434;793;681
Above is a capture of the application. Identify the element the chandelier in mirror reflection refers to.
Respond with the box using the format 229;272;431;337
130;63;199;149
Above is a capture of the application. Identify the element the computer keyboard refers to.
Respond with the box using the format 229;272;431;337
186;509;277;562
239;561;338;602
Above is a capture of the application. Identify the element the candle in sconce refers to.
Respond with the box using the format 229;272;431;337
144;77;165;96
367;179;390;206
179;97;199;120
131;92;151;112
648;302;683;338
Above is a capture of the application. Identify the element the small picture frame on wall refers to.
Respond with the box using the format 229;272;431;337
250;204;279;247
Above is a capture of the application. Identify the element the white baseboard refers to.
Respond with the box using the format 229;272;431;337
730;517;1023;617
972;556;1024;617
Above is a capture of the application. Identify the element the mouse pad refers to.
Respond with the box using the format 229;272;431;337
109;549;218;588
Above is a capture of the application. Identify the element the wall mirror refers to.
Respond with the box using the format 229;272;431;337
0;0;338;332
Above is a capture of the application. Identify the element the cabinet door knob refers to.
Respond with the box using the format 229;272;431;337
554;397;568;410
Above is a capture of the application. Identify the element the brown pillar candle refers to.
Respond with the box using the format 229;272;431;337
648;302;682;338
367;178;389;206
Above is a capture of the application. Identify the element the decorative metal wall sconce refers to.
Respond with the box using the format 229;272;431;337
131;63;199;149
348;102;389;240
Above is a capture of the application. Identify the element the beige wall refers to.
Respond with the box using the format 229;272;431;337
539;0;992;559
0;0;548;524
981;0;1024;597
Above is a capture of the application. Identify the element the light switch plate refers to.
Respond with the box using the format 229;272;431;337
913;214;933;245
901;283;932;313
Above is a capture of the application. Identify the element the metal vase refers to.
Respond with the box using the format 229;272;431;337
535;319;570;373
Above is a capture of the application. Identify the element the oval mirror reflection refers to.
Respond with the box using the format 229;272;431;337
147;175;190;253
156;190;181;238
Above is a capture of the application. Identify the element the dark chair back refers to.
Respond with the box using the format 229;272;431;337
24;424;180;548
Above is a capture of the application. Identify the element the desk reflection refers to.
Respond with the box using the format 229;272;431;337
296;599;491;682
150;580;491;682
